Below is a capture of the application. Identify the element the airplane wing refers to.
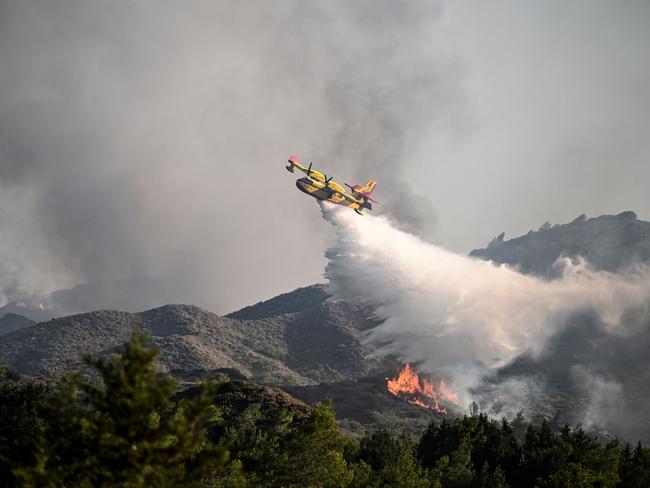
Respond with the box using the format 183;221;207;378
337;189;363;204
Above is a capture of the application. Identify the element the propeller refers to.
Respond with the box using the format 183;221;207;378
321;175;335;195
306;162;313;175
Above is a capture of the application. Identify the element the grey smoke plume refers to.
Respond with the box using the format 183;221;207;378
322;203;650;425
0;0;461;310
570;366;624;431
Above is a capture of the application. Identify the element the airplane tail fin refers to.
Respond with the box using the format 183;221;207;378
359;180;378;205
359;180;377;195
345;179;378;206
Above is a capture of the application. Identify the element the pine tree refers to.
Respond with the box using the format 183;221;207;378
274;400;354;487
357;429;428;487
0;376;51;485
15;328;227;487
429;436;475;488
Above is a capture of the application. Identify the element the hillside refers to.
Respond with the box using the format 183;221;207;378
0;313;34;336
471;211;650;443
284;373;442;436
0;286;383;385
470;211;650;276
227;285;330;320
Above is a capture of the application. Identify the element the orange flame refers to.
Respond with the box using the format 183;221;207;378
439;378;460;405
386;364;458;414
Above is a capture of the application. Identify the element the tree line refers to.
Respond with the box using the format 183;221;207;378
1;330;649;487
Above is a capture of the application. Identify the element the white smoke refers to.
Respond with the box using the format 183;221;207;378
571;365;624;430
321;203;650;410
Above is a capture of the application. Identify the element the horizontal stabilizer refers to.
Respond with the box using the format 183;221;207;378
345;181;378;204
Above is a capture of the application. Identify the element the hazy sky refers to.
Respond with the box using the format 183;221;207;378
1;0;649;312
429;1;650;249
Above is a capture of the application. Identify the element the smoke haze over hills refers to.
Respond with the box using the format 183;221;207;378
0;0;463;311
322;203;650;439
2;1;650;312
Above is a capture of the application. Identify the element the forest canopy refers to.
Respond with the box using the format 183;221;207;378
1;330;649;487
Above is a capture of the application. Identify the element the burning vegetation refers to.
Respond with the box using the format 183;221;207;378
386;364;459;414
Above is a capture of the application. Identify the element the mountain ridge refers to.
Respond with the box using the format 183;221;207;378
0;288;383;385
470;211;650;277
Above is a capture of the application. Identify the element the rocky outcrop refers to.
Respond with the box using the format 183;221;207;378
470;211;650;277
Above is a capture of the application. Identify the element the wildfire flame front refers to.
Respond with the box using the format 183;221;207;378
386;364;458;414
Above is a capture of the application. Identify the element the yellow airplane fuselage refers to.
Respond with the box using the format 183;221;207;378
285;155;374;215
296;177;363;212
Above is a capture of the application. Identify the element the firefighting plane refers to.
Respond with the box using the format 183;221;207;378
285;155;377;215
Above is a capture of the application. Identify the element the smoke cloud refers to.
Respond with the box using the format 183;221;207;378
570;366;624;431
2;1;649;312
322;203;650;431
0;0;464;311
